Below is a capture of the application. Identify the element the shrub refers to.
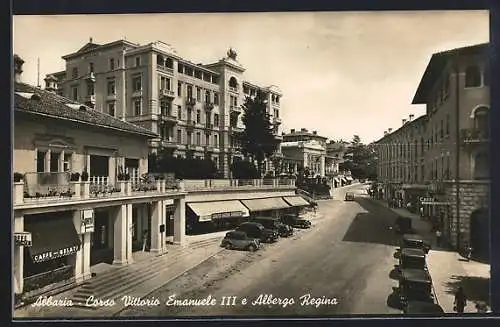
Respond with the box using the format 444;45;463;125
13;172;24;182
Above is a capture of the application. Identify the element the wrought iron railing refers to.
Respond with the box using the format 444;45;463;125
23;172;73;199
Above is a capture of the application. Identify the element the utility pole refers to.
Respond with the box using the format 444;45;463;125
37;58;40;88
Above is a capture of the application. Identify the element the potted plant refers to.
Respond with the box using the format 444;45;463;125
70;172;80;182
14;172;24;183
81;169;89;182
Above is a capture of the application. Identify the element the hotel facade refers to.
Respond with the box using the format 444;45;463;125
45;39;284;178
375;43;490;260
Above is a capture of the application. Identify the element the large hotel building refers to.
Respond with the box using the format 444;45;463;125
44;38;284;178
375;43;490;261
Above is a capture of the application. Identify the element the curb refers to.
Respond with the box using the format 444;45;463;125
111;247;224;316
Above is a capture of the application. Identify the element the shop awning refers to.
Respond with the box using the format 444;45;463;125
341;178;347;183
334;178;341;183
283;196;310;207
346;176;354;181
241;197;291;212
24;217;81;264
187;200;250;222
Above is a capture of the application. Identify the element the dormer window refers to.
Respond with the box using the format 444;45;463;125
229;77;238;90
166;57;173;69
110;58;115;70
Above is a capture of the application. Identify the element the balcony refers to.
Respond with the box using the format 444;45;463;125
204;145;215;152
273;117;282;125
106;93;117;101
161;113;178;124
13;172;183;206
460;128;490;146
229;125;244;133
159;88;176;99
182;178;296;192
84;94;96;105
157;64;174;75
132;89;143;98
229;87;238;93
230;105;242;115
186;144;196;151
185;98;196;107
186;119;195;131
204;102;214;110
205;123;214;130
161;139;178;149
274;133;283;141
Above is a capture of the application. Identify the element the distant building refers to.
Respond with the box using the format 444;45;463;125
281;128;327;177
45;38;284;177
375;43;490;259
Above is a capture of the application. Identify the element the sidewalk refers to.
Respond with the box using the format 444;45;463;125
14;233;225;318
372;199;491;313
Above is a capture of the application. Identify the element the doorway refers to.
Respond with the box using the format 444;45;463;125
470;208;489;262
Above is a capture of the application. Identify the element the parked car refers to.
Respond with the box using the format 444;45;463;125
345;192;355;201
251;216;294;237
395;216;414;234
399;268;434;308
236;222;279;243
398;248;428;271
400;234;431;254
220;231;260;251
403;301;444;315
280;214;312;229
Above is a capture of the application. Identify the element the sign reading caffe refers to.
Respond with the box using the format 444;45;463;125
33;245;80;263
211;211;243;219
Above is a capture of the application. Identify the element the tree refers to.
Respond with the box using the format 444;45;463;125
230;160;260;179
340;136;378;180
351;135;361;147
235;91;279;176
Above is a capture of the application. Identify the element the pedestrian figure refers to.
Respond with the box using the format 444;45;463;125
419;205;424;217
454;286;467;314
435;229;442;247
475;301;489;313
466;245;473;262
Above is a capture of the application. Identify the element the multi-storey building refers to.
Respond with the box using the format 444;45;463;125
46;38;284;178
375;43;490;260
13;55;186;300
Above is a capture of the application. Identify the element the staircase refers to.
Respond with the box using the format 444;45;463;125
71;237;222;309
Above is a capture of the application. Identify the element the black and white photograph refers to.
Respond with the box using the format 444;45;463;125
12;10;491;318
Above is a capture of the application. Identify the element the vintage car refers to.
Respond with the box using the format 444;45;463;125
344;192;355;201
403;301;444;315
399;268;434;307
280;214;312;229
398;248;428;271
235;222;279;243
221;231;260;251
401;234;431;254
251;216;294;237
395;216;413;234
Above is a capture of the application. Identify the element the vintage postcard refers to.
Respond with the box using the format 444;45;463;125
12;11;491;318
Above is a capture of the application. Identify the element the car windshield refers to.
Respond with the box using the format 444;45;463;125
401;257;426;269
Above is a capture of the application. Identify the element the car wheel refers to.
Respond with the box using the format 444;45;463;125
248;244;257;252
225;243;232;250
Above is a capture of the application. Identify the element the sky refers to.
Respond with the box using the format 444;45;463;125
13;11;489;144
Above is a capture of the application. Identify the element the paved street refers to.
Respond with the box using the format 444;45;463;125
118;184;404;317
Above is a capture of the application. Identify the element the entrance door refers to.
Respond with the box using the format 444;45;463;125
90;211;112;265
470;208;489;262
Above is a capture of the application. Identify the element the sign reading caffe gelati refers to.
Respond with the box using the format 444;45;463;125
33;245;80;263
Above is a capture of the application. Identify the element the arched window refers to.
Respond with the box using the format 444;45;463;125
473;152;490;180
157;55;164;66
465;65;481;87
473;107;489;131
229;77;238;89
166;58;173;69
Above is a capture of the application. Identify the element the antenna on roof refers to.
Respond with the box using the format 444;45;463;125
89;37;93;43
37;57;40;88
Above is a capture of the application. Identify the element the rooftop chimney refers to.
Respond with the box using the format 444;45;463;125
301;128;307;132
14;54;24;83
409;114;414;121
290;129;295;133
388;128;393;133
312;131;317;135
402;119;407;125
384;131;388;136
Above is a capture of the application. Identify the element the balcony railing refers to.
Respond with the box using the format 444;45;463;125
460;128;490;145
159;88;175;98
230;105;241;114
229;87;238;93
204;102;214;110
183;178;295;191
273;117;282;125
84;94;96;104
14;172;183;205
157;64;174;74
186;98;196;106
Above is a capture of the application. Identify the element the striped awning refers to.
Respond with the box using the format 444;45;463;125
241;197;291;212
283;196;310;207
346;176;354;181
187;200;250;222
334;178;341;183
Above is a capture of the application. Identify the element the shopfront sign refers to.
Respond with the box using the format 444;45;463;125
33;245;80;263
14;232;32;247
211;211;243;219
80;209;95;234
419;197;451;205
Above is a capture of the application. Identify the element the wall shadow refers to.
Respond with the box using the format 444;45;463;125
444;275;490;306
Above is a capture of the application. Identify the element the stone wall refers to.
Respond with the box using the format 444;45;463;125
441;181;490;248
